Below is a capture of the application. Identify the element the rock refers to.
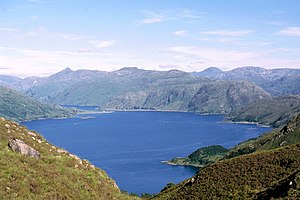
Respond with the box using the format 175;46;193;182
8;138;40;159
28;131;37;137
5;124;10;129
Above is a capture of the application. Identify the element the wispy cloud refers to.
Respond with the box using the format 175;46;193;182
139;11;165;24
88;40;116;48
201;30;254;37
278;27;300;36
173;30;186;37
178;9;201;19
138;9;202;25
0;27;18;32
61;34;86;41
169;46;257;62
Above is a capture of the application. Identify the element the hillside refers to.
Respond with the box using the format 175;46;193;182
154;145;300;199
187;80;270;114
0;75;22;87
0;86;76;122
194;66;300;96
229;95;300;127
225;114;300;159
12;68;270;114
154;115;300;199
0;117;137;199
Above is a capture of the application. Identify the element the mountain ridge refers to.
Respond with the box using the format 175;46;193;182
194;66;300;96
10;67;270;114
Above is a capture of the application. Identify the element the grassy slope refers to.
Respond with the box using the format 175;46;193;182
154;115;300;199
0;86;76;122
154;145;300;199
0;117;137;200
225;114;300;159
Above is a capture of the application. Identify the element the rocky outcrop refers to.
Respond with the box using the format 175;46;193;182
8;138;40;159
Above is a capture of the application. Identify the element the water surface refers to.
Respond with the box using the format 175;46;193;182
23;111;270;195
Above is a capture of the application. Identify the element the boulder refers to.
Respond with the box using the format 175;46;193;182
8;138;40;159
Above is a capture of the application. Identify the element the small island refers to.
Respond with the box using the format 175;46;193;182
162;145;229;168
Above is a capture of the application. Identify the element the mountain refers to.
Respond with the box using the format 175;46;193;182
194;66;300;96
154;115;300;199
0;117;137;199
187;80;270;114
229;95;300;127
12;67;270;114
0;75;22;87
0;86;76;122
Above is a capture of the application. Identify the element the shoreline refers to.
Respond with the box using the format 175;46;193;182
161;160;203;168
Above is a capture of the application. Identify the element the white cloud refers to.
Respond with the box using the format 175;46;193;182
140;17;164;24
88;40;116;48
0;27;18;32
178;9;201;19
61;34;86;41
139;11;165;24
173;30;186;37
278;27;300;36
138;9;202;25
201;30;254;37
169;46;257;61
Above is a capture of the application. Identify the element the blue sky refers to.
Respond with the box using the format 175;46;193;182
0;0;300;77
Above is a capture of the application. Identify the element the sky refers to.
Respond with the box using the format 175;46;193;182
0;0;300;77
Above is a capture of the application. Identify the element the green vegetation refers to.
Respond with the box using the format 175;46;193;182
0;117;137;199
225;114;300;159
166;145;228;167
154;145;300;199
154;115;300;199
0;86;76;122
229;95;300;127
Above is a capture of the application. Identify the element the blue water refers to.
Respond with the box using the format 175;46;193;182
22;111;270;195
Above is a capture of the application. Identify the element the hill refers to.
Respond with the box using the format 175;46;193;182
0;86;76;122
194;66;300;96
155;145;300;199
12;68;270;114
225;114;300;159
228;95;300;127
154;115;300;199
164;145;228;167
0;117;137;199
0;75;22;87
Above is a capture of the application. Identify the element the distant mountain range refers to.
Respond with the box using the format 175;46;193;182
0;85;76;122
8;67;270;114
193;66;300;96
1;66;300;126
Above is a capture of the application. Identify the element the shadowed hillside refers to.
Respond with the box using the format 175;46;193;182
0;86;76;122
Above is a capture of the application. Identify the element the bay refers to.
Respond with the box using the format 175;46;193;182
22;111;270;195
